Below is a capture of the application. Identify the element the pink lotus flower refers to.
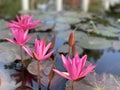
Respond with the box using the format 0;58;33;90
23;39;54;61
7;15;40;31
5;29;32;46
53;53;96;81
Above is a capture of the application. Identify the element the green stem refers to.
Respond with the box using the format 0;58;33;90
37;61;41;90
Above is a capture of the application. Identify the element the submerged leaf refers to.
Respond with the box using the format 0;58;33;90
27;60;53;75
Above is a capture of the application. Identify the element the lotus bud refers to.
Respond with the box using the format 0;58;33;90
72;44;76;56
68;31;75;47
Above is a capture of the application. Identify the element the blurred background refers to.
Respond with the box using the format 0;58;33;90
0;0;120;90
0;0;120;19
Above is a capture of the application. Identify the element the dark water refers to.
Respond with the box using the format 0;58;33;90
84;49;120;75
95;50;120;75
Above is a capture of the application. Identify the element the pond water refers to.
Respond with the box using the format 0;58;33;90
85;49;120;75
0;1;120;90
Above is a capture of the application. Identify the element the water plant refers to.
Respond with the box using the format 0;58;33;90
5;28;32;67
53;53;96;90
5;15;40;90
7;15;40;31
23;39;54;90
5;15;39;67
4;14;96;90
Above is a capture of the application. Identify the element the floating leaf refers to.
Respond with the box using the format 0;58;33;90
0;42;20;63
91;29;119;38
90;21;120;38
0;29;12;40
34;14;55;21
57;44;83;55
57;31;88;41
63;11;91;18
57;30;112;50
56;16;79;23
66;73;120;90
53;22;70;31
0;20;8;30
36;20;56;31
75;35;112;50
56;30;71;41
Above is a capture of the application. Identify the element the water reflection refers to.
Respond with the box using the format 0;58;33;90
83;49;104;63
87;49;120;75
2;53;68;90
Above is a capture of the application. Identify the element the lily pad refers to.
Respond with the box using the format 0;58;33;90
53;22;70;31
0;42;20;63
0;29;12;39
56;16;79;23
33;13;55;22
98;26;120;33
75;30;112;50
75;31;89;40
41;11;57;15
40;15;55;21
63;11;91;18
90;22;120;38
75;21;120;38
35;20;56;31
57;31;88;41
56;30;71;41
57;44;83;55
92;29;119;38
75;35;112;50
0;19;8;30
66;73;120;90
